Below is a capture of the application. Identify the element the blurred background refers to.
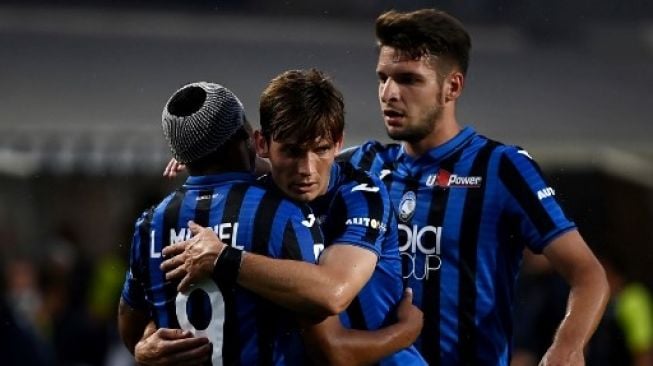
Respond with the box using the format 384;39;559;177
0;1;651;365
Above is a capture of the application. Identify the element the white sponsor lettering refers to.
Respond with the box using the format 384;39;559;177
398;224;441;255
402;253;442;280
537;187;555;200
398;224;443;280
345;217;386;232
379;169;392;180
447;174;483;187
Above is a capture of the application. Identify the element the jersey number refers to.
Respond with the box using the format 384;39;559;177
175;279;225;366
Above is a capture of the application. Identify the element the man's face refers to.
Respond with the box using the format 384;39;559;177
256;132;342;202
376;46;445;142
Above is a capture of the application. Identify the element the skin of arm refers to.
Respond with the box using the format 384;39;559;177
118;298;211;365
118;297;150;354
539;230;609;366
162;221;377;318
301;288;423;366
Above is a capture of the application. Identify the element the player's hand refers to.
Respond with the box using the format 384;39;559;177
134;324;211;366
538;344;584;366
161;220;225;292
163;158;186;178
395;288;423;347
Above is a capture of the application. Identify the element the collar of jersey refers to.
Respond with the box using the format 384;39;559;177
184;172;257;187
396;126;476;170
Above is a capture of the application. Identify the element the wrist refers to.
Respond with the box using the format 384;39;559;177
211;246;244;289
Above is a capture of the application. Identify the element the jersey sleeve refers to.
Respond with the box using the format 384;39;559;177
498;146;576;253
337;140;390;175
330;170;392;257
267;200;325;264
120;209;152;311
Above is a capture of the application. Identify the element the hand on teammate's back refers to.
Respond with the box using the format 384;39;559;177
396;288;424;347
163;158;186;178
161;221;226;292
134;322;211;366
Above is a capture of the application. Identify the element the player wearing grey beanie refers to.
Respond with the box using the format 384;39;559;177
162;82;245;164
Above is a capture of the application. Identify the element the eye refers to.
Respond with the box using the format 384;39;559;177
395;74;418;85
315;146;331;155
377;73;388;83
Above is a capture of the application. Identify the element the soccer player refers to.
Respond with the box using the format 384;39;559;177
122;80;423;365
118;82;330;365
337;9;609;365
160;69;426;365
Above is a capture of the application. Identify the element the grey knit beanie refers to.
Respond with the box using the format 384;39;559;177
162;82;244;164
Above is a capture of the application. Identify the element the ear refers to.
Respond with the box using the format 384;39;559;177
444;71;464;102
254;130;270;158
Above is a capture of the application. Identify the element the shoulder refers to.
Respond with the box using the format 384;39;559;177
335;161;386;189
337;140;401;164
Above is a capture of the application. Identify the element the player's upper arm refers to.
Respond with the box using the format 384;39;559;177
314;243;378;312
542;230;604;283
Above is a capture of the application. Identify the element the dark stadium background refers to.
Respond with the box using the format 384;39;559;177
0;1;651;365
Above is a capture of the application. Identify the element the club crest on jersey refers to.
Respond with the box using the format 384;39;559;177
398;191;417;222
426;169;482;188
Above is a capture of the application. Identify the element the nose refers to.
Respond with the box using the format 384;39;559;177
296;152;317;177
380;78;399;103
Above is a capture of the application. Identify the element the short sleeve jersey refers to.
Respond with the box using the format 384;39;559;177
121;172;324;366
306;161;426;366
340;127;576;366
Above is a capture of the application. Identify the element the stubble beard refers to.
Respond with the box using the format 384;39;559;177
386;104;442;144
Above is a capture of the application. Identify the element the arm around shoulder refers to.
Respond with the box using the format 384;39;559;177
237;243;377;318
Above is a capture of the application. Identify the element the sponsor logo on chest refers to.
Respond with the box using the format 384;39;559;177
425;168;483;188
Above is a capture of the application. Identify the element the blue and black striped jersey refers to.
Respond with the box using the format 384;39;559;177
121;172;324;366
340;127;576;366
307;161;426;366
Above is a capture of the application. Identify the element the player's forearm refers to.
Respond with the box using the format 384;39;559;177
237;253;349;317
117;298;150;354
551;259;609;349
303;322;416;366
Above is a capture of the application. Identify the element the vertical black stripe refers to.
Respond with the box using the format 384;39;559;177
281;220;302;260
420;148;464;366
498;155;555;236
457;141;498;366
218;183;249;366
251;191;283;366
162;189;187;328
193;189;214;227
357;142;383;172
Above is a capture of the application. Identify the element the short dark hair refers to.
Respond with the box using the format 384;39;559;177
376;9;471;76
259;69;344;145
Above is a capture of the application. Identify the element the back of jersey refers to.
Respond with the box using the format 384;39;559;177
124;173;323;366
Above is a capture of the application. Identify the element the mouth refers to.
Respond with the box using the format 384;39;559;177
383;108;405;125
290;182;317;194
